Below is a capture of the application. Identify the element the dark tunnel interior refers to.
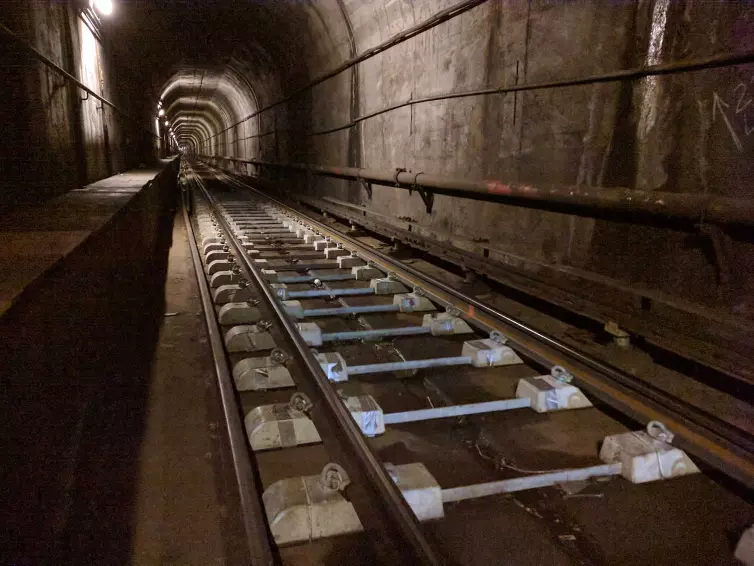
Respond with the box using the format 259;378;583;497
1;0;754;564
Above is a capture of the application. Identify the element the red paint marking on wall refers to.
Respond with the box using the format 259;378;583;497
467;304;475;317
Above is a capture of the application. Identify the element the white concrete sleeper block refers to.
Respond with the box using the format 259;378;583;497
421;312;473;335
600;430;700;483
233;356;295;391
515;374;592;412
352;265;383;280
270;283;288;300
210;270;240;288
336;255;362;268
213;284;255;304
207;259;233;275
324;247;349;259
461;338;523;367
297;322;323;346
224;325;277;352
313;239;329;251
260;269;278;282
201;236;222;247
343;395;385;437
393;293;435;313
203;242;225;253
205;250;230;264
281;300;304;319
316;352;348;382
217;302;261;325
370;277;408;295
263;463;443;545
244;404;321;451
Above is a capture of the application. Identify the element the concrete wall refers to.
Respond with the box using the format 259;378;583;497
0;161;179;564
129;0;754;323
0;1;152;213
203;0;754;318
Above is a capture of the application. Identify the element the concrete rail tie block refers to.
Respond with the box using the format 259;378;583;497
370;277;409;295
224;325;277;352
244;402;321;451
217;302;262;325
600;421;700;483
213;282;255;304
515;367;592;413
421;312;474;335
233;354;295;391
263;462;443;545
461;338;523;367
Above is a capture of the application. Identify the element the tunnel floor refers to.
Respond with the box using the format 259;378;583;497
127;210;229;564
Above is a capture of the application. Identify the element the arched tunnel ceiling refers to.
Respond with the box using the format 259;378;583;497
110;0;354;150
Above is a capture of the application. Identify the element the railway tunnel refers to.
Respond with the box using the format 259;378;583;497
1;0;754;564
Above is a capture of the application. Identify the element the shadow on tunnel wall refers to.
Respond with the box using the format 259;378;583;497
0;161;179;565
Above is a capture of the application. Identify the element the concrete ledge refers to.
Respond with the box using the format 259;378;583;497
0;161;178;316
0;158;179;563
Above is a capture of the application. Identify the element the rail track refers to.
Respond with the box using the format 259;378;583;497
180;160;754;565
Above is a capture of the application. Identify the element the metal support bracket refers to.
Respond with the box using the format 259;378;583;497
406;172;432;214
359;177;372;200
698;223;731;288
417;186;434;214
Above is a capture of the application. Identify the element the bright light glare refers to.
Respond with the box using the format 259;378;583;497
93;0;114;16
158;108;165;117
164;120;169;126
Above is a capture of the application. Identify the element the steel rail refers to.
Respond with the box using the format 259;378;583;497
0;21;159;140
187;167;440;565
212;166;754;489
180;186;276;566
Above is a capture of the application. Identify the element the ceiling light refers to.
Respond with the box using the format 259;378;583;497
164;120;169;126
158;108;165;117
92;0;114;17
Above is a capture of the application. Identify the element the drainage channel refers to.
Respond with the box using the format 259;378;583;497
182;161;751;564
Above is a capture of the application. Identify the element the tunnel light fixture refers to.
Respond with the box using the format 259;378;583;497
158;108;165;117
164;120;169;126
91;0;114;17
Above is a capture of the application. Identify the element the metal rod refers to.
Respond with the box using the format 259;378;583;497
229;159;754;227
349;356;472;375
321;326;428;342
441;463;624;503
280;273;356;284
303;303;400;317
383;397;531;424
181;190;275;565
288;287;375;299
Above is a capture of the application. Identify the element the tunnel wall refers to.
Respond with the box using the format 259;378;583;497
0;1;155;213
193;0;754;323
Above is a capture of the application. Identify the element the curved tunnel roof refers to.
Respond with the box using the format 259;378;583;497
112;0;360;153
